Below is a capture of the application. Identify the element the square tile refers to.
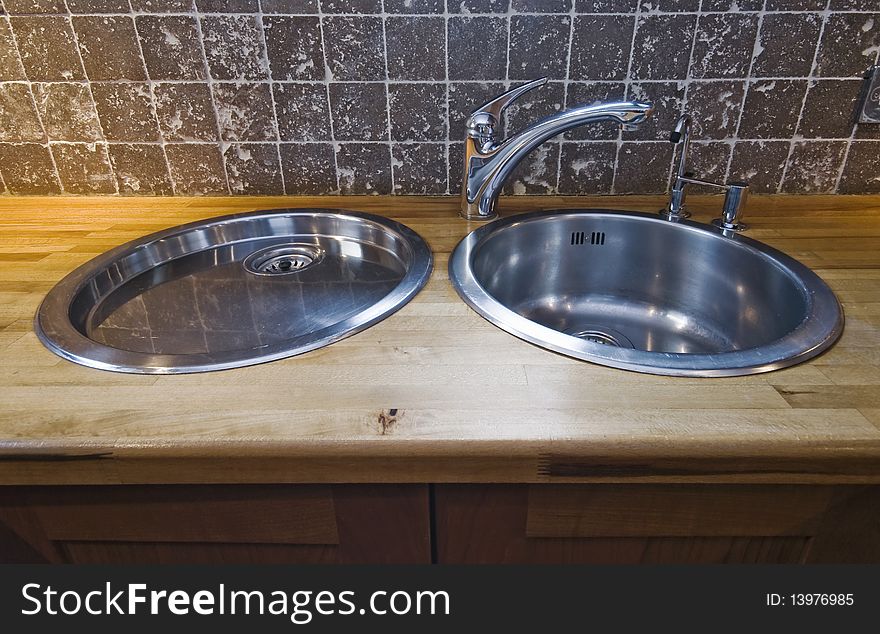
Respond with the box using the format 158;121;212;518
781;141;847;193
385;17;445;81
448;17;507;81
11;16;84;81
153;82;218;142
336;143;392;194
136;15;205;81
280;143;337;195
329;83;388;142
0;142;60;194
224;143;283;195
613;141;673;194
166;143;228;195
323;16;385;81
108;143;173;196
73;16;146;81
391;143;447;195
728;140;790;193
213;82;277;142
690;14;759;79
389;83;446;142
738;80;807;139
630;14;696;81
92;83;161;142
0;82;44;142
33;82;102;141
274;83;331;142
558;141;616;195
201;15;268;81
263;16;325;82
570;15;634;81
798;80;862;139
52;142;117;194
752;13;822;79
509;15;571;81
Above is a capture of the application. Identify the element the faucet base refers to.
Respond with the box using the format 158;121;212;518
711;218;748;233
658;208;691;221
459;209;498;222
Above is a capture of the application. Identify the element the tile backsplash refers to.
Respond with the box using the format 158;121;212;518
0;0;878;196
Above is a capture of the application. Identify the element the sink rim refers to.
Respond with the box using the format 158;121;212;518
35;208;433;374
449;208;844;377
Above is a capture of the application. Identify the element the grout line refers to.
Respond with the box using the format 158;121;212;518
256;2;286;196
192;6;232;195
777;0;832;194
444;0;450;195
724;0;767;186
612;0;642;194
6;11;878;18
129;0;177;196
380;1;395;194
316;1;342;194
671;6;704;193
62;2;118;194
555;1;576;195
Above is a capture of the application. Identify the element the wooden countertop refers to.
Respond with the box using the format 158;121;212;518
2;194;880;486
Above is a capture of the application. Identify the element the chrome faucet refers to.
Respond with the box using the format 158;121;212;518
662;114;749;232
461;77;653;220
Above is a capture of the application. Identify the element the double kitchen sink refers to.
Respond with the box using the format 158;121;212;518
34;82;845;378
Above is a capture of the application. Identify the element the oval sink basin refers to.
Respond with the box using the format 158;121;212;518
450;210;843;377
37;209;432;373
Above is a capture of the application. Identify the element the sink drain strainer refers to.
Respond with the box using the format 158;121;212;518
567;326;635;349
243;243;323;276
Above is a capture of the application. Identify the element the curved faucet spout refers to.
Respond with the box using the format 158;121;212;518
461;99;653;220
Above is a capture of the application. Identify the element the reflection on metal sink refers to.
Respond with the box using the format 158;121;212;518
36;209;432;373
449;210;843;377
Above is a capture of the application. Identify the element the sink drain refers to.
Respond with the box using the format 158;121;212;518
567;326;635;349
243;243;323;276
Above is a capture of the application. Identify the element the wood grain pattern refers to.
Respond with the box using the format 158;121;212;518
1;195;880;485
526;484;834;537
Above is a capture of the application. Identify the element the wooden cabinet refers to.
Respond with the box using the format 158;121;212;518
3;483;878;564
435;484;880;564
0;484;430;564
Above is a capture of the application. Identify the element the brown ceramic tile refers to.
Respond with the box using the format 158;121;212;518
0;82;44;142
389;83;446;142
11;16;84;81
52;142;117;194
816;13;880;78
624;81;686;141
447;142;464;195
830;1;880;9
131;1;194;10
558;141;616;195
685;80;745;140
67;0;130;11
32;82;102;141
261;0;318;12
448;81;505;141
385;17;445;81
691;14;759;80
502;141;560;195
448;17;507;81
166;143;228;195
273;83;331;142
263;16;324;82
212;82;277;142
391;143;447;195
0;19;25;81
681;141;732;193
3;1;67;14
752;13;822;79
280;142;337;195
839;141;880;194
630;14;696;81
509;15;571;81
614;141;673;194
565;82;626;141
108;143;173;196
765;1;831;10
702;0;763;8
570;15;634;82
201;15;268;81
738;80;807;139
575;0;637;9
798;79;862;139
781;141;848;193
153;82;218;142
195;0;259;10
728;140;790;194
638;0;698;10
513;0;571;10
329;83;388;142
91;83;161;142
136;15;205;81
73;16;146;81
449;0;509;11
336;143;392;195
0;143;60;194
323;16;385;81
224;143;284;195
321;0;381;11
385;0;444;12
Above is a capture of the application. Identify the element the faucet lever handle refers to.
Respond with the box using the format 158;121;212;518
473;77;548;121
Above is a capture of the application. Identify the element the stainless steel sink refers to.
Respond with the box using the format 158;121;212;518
449;210;843;377
36;209;432;373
